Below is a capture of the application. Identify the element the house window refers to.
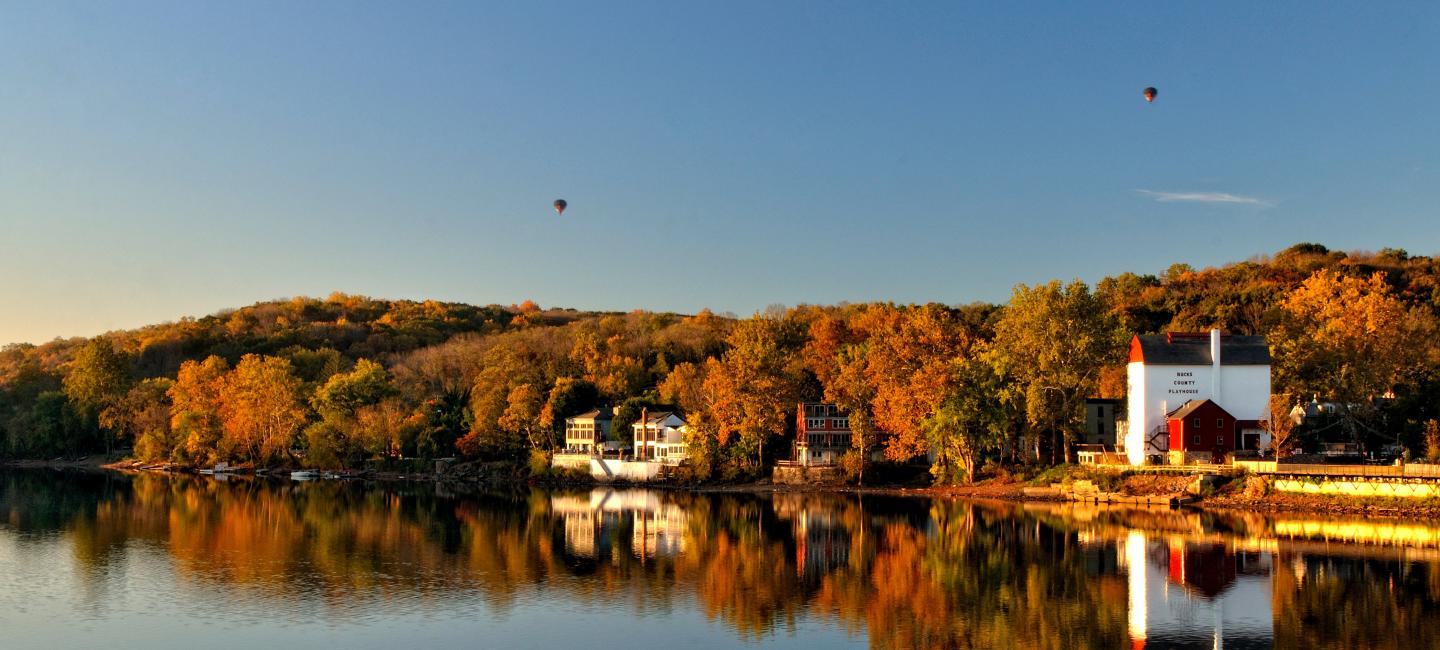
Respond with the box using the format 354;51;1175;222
1192;434;1201;445
1217;418;1224;428
1193;418;1201;429
1218;436;1225;447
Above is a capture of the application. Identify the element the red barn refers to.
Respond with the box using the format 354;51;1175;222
1166;399;1237;464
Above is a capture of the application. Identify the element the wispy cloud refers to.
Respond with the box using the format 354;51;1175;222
1135;190;1271;206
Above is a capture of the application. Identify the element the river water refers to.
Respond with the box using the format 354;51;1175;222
1;470;1436;649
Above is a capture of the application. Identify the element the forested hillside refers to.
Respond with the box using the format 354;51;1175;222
4;243;1439;481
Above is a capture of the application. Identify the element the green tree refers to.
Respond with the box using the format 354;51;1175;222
989;280;1126;463
925;358;1008;484
0;357;61;458
539;377;599;445
31;391;84;457
62;338;132;453
311;359;395;422
103;378;174;460
284;346;349;385
303;358;397;466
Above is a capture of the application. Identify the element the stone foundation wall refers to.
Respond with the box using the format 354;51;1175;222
772;464;843;484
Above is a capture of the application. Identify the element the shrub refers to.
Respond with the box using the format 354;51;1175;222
839;450;865;483
1027;463;1128;492
528;449;552;477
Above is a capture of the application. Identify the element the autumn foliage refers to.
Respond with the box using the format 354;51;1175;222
5;244;1440;474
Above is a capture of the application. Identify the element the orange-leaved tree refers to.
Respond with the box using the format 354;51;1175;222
218;354;306;465
1273;270;1437;450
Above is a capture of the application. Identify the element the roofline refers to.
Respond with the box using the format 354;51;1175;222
1129;333;1271;365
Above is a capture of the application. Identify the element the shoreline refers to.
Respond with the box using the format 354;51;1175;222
1;457;112;470
9;460;1440;520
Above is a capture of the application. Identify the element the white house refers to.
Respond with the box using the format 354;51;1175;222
1125;329;1271;465
633;411;688;464
563;408;616;456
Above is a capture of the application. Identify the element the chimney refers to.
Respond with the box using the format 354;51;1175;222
1210;328;1221;400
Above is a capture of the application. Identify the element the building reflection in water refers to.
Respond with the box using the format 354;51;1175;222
771;493;850;580
1110;509;1440;649
7;471;1440;649
1121;530;1273;648
551;489;688;563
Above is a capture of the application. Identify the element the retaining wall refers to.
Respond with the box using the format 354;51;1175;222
1271;476;1440;498
590;459;662;481
772;464;843;484
551;453;593;469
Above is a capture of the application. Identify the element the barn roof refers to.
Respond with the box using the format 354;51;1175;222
1166;399;1235;420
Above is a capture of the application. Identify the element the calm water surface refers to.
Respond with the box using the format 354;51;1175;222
2;470;1438;649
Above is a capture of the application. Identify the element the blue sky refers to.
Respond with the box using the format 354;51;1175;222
2;1;1438;345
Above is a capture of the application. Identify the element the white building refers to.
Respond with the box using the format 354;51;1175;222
1125;329;1271;465
563;408;616;455
633;411;688;464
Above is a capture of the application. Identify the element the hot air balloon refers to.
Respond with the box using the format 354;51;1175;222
1143;87;1157;103
553;199;567;215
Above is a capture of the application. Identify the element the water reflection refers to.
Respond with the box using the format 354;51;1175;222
1120;531;1272;649
552;489;690;568
2;471;1440;649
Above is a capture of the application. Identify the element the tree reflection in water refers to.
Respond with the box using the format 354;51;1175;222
3;471;1440;649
